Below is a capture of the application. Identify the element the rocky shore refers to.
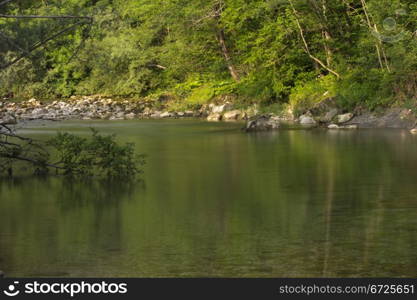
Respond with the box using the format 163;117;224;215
0;96;257;123
1;96;416;133
246;98;417;133
0;96;196;122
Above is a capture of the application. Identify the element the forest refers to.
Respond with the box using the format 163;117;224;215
0;0;416;114
2;0;417;282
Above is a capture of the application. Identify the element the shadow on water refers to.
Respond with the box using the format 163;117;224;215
0;176;145;277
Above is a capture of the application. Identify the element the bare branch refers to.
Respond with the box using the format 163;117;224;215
1;154;64;170
192;1;225;26
147;64;167;70
0;31;31;56
0;14;92;21
1;20;90;70
0;0;14;7
288;0;340;78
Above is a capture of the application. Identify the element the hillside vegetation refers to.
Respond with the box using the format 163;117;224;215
1;0;416;114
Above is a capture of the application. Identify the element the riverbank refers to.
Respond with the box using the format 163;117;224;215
1;96;416;132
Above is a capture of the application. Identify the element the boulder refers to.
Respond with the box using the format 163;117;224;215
337;113;354;124
160;111;173;118
150;111;162;118
410;128;417;134
310;97;337;116
0;115;17;125
125;113;136;120
310;97;339;123
320;108;339;123
223;110;242;121
299;113;317;125
207;113;222;122
100;112;112;120
109;116;124;121
31;108;49;119
344;109;415;129
328;124;339;129
245;115;280;132
184;111;194;117
115;112;125;119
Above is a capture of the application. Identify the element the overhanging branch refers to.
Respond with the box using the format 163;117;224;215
0;20;91;70
0;14;92;21
0;0;93;70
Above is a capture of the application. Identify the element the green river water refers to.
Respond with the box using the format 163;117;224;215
0;119;416;277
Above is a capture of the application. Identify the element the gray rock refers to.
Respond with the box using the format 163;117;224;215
328;124;339;129
0;115;17;125
100;112;112;120
346;108;416;129
109;116;124;121
310;97;337;115
184;111;194;117
115;112;125;119
245;115;280;132
125;113;136;120
150;111;162;118
321;108;339;123
337;113;354;124
299;113;317;125
160;111;173;118
31;108;49;118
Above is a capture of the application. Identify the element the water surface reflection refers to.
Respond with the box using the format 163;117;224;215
0;120;416;277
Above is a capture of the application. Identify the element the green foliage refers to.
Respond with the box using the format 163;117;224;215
48;129;145;178
171;76;237;108
335;70;394;110
0;128;145;178
1;0;417;111
289;75;337;115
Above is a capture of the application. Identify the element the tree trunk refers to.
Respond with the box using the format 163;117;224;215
288;0;340;78
320;0;333;66
322;29;333;67
358;0;391;72
217;29;240;82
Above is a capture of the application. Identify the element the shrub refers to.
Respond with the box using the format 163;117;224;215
0;127;145;179
289;75;337;115
48;129;145;178
335;69;394;111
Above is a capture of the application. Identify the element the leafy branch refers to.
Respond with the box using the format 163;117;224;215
0;125;145;178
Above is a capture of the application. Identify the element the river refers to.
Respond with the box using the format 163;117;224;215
0;119;416;277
